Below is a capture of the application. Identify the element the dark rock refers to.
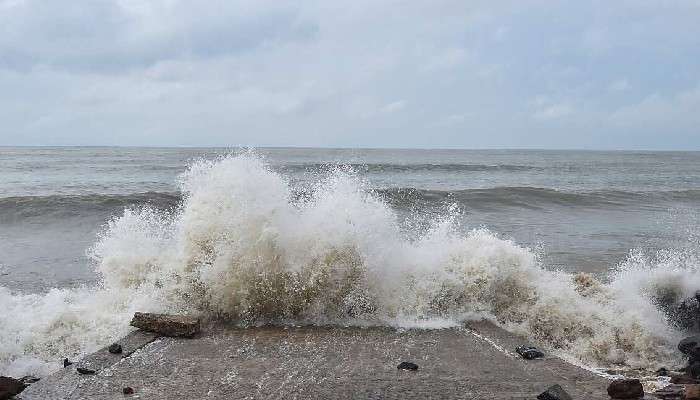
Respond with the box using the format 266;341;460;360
76;367;96;375
63;358;72;368
123;387;134;395
670;374;699;384
656;367;669;376
397;361;418;371
516;345;544;360
607;378;644;399
130;312;200;338
536;384;572;400
653;384;685;399
108;343;123;354
679;336;700;358
0;376;26;400
689;361;700;378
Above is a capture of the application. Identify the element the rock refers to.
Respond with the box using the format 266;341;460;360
657;367;670;376
653;384;684;399
516;345;544;360
0;376;26;400
680;336;700;359
123;387;134;395
686;384;700;400
76;367;96;375
63;358;72;368
607;378;644;399
108;343;123;354
670;374;700;384
130;312;200;338
536;384;572;400
689;361;700;379
397;361;418;371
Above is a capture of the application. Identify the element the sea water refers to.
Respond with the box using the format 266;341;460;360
1;147;699;377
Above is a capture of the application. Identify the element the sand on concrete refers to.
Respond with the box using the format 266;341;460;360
19;320;610;399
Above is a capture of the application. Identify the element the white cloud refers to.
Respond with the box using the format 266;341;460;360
0;0;699;149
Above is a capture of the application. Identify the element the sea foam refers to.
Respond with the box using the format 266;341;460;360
1;153;697;377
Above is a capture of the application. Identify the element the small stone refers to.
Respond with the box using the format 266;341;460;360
397;361;418;371
76;367;96;375
516;345;544;360
108;343;123;354
536;384;572;400
607;378;644;399
123;387;134;395
686;384;700;400
0;376;26;399
63;358;72;368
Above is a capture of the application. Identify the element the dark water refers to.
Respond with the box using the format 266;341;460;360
1;147;699;292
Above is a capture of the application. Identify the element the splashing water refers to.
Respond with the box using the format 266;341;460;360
1;153;698;377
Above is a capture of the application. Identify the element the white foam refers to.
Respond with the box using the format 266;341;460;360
1;153;697;377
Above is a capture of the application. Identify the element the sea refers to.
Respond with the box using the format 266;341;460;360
1;147;699;377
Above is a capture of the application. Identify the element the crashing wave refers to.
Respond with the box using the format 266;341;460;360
1;153;698;377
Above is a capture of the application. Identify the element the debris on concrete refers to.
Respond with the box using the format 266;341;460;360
516;345;544;360
123;386;134;395
606;378;643;399
397;362;419;371
108;343;123;354
63;358;72;368
536;384;572;400
76;367;96;375
130;312;200;337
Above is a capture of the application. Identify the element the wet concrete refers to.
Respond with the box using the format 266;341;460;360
20;320;610;399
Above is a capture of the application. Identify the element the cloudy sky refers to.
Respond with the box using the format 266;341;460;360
1;0;699;149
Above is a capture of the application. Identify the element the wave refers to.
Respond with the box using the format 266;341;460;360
0;192;180;222
378;187;700;210
1;153;698;378
275;162;542;174
4;186;700;223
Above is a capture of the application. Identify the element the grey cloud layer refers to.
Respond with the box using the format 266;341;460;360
0;0;698;148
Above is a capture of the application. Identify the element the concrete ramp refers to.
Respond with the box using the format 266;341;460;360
20;321;609;399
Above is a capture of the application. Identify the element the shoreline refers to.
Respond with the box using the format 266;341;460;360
19;320;611;399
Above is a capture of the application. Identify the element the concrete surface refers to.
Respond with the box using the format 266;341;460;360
19;320;611;399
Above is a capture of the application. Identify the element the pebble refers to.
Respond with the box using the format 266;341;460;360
397;361;419;371
516;345;544;360
607;378;643;399
123;387;134;395
536;384;572;400
76;367;96;375
108;343;123;354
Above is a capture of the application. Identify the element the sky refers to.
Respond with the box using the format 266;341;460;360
1;0;699;149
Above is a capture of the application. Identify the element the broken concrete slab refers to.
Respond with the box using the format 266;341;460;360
130;312;200;338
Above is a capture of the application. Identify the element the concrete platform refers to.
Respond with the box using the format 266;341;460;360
19;320;610;399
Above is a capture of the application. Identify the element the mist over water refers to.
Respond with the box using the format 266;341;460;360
1;148;699;377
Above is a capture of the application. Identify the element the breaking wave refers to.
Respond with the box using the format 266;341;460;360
1;153;698;377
